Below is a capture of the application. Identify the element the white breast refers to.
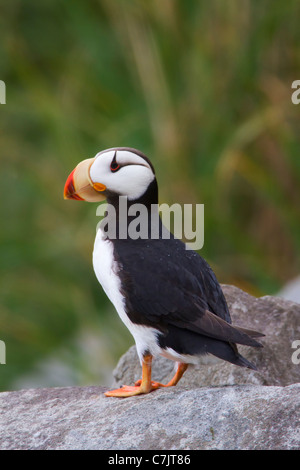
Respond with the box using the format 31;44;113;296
92;230;123;310
92;229;162;363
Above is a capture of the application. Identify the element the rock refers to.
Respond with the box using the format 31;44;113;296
278;275;300;304
1;285;299;450
111;285;300;388
0;383;299;450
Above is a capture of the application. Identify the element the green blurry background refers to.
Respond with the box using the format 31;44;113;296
0;0;300;392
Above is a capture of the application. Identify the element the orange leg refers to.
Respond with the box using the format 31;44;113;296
134;362;188;389
105;358;189;398
105;354;156;398
166;362;188;386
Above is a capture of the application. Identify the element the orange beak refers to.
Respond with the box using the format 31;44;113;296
64;158;107;202
64;168;84;200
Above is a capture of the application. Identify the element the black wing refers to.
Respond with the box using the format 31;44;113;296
113;236;262;348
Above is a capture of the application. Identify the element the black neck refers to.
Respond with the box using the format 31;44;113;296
106;179;159;214
101;179;165;240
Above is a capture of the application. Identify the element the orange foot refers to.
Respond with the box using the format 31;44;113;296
104;383;158;398
134;379;166;389
104;356;188;398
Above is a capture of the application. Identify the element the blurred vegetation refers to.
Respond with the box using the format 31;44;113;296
0;0;299;391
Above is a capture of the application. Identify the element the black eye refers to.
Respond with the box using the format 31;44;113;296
110;162;120;172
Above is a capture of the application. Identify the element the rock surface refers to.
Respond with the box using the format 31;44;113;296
0;383;299;450
111;285;300;389
0;285;299;450
278;275;300;304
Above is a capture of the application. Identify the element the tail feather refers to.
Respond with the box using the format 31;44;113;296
206;338;260;370
188;310;265;348
235;353;258;371
233;325;265;341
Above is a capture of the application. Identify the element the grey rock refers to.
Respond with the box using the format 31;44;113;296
1;285;299;451
0;384;299;450
278;275;300;304
111;285;300;389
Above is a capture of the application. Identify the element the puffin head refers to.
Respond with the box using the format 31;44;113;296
64;147;156;203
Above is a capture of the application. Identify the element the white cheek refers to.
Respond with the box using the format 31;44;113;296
111;166;155;200
90;154;112;183
90;159;154;200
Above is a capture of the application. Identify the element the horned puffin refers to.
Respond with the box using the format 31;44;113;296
64;147;264;398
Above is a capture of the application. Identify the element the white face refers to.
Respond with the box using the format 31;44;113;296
89;148;155;200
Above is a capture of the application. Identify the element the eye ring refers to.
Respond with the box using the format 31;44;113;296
110;162;120;172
